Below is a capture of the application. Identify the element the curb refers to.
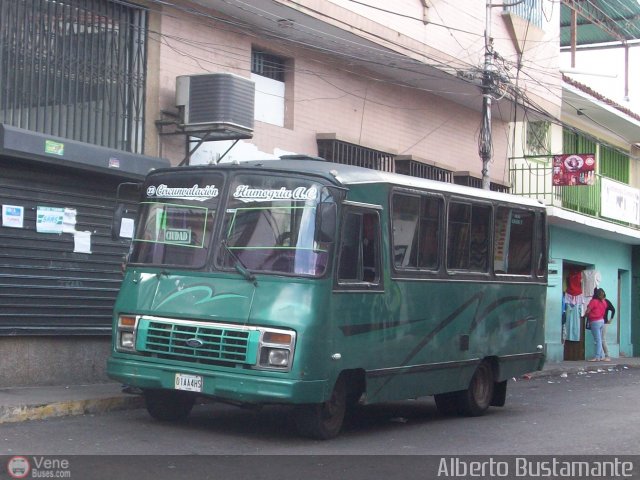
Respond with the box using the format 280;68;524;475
526;361;638;380
0;394;144;424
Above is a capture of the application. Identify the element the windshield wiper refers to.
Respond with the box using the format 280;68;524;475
221;240;257;286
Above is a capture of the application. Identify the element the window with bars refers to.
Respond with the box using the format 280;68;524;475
0;0;148;153
394;157;453;183
251;48;287;127
563;130;629;184
251;50;285;82
600;144;629;184
316;137;395;172
526;121;550;156
562;130;596;155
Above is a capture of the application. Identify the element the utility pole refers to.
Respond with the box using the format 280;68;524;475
479;1;494;190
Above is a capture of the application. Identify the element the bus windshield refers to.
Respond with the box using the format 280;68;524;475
218;174;335;277
128;171;223;267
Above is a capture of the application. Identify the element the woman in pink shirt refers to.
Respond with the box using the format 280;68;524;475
584;288;608;362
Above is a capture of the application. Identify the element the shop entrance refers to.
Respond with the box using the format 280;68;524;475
563;262;589;361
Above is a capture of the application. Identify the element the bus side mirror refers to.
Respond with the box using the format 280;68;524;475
111;204;126;241
111;182;141;241
316;203;337;242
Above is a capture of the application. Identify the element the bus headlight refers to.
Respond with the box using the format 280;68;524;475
257;329;296;371
116;315;138;352
262;348;290;367
120;332;135;349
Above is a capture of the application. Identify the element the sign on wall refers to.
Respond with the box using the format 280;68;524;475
2;205;24;228
36;206;65;233
552;154;595;186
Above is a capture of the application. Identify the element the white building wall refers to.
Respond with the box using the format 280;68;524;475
330;0;561;117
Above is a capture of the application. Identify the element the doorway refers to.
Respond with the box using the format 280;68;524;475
562;262;589;361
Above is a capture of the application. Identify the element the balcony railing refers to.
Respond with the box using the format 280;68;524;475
510;162;639;230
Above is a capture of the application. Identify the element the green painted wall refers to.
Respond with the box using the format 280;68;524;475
631;246;640;355
545;226;633;362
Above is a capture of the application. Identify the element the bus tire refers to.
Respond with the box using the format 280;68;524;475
294;376;346;440
457;361;494;417
144;389;196;421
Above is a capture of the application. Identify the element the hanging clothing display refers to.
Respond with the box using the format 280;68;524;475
582;269;601;300
566;270;583;296
564;292;583;342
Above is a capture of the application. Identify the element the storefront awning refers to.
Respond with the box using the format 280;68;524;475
0;124;170;179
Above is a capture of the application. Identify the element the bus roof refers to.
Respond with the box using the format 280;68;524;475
157;158;545;210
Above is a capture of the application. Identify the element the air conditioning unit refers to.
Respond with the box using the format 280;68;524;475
175;73;255;140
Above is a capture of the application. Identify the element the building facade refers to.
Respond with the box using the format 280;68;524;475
511;75;640;362
1;0;565;385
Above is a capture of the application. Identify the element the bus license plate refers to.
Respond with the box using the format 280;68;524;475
174;373;202;392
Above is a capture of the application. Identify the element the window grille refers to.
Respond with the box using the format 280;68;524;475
0;0;148;153
251;50;285;82
395;157;453;183
562;130;596;155
317;138;395;172
563;129;629;183
526;121;550;156
600;144;629;184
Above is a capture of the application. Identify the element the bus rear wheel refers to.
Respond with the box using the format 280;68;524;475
457;361;495;417
294;376;346;440
144;389;196;421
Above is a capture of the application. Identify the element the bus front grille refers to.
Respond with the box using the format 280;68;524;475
140;320;251;365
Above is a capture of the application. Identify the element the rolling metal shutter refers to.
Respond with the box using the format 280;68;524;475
0;156;135;334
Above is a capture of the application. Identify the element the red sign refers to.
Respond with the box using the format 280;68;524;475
552;154;595;186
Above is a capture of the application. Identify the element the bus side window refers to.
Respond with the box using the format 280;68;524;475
535;213;547;277
507;211;534;275
469;205;491;272
391;193;442;271
417;196;441;270
338;210;380;284
362;213;378;282
494;207;534;275
338;213;360;280
447;202;470;270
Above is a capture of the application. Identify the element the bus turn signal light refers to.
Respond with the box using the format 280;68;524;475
119;315;136;327
263;332;292;344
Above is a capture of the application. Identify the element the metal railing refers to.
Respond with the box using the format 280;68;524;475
510;162;639;230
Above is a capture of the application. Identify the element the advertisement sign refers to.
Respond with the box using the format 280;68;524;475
36;206;65;234
2;205;24;228
552;154;595;186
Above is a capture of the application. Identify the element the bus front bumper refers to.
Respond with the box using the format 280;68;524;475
107;356;327;405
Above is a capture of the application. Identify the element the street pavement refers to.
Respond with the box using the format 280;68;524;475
1;357;639;424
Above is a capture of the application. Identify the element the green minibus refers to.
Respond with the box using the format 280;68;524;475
107;156;547;439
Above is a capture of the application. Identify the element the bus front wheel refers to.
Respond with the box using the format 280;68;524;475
294;376;346;440
457;361;495;417
144;389;196;421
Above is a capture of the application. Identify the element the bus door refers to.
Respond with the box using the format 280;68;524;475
331;206;387;374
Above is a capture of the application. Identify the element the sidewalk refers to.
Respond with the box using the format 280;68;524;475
0;383;144;424
2;357;640;424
